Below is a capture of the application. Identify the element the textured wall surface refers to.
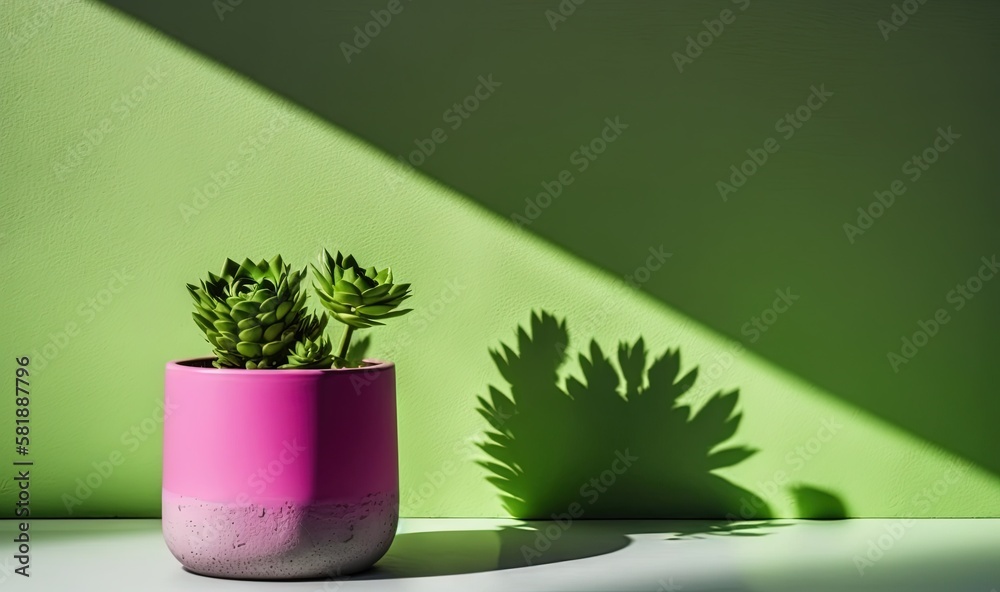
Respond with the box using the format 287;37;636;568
2;2;999;518
86;0;1000;485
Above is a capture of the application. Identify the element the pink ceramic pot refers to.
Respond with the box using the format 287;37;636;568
162;358;398;580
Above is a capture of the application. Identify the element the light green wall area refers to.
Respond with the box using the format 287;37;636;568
2;2;999;518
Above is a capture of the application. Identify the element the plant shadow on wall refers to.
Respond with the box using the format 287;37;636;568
477;310;773;521
350;311;825;579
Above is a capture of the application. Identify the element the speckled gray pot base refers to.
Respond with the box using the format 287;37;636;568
162;491;398;580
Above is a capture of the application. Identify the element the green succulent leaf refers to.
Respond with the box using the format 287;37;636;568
239;326;263;342
356;304;398;317
192;251;415;369
262;341;285;357
236;342;262;357
314;250;413;336
259;296;280;313
333;312;382;328
333;280;361;295
192;312;213;332
215;320;238;334
262;322;286;342
280;335;334;369
361;284;393;301
312;268;335;294
231;300;260;320
188;255;336;370
237;317;259;330
275;301;293;320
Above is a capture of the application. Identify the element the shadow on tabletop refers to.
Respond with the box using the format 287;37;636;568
357;520;784;579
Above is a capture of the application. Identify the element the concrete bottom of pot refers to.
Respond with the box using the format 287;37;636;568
162;490;398;580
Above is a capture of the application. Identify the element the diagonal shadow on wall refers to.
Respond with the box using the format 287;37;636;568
92;0;1000;477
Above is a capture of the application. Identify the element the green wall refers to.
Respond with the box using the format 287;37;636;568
2;1;999;518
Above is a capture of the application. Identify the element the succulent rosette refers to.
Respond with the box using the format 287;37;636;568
188;256;332;369
312;250;412;367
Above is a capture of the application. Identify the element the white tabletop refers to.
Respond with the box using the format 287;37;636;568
2;518;998;591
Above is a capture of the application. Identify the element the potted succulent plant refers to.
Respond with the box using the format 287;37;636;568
162;251;411;580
